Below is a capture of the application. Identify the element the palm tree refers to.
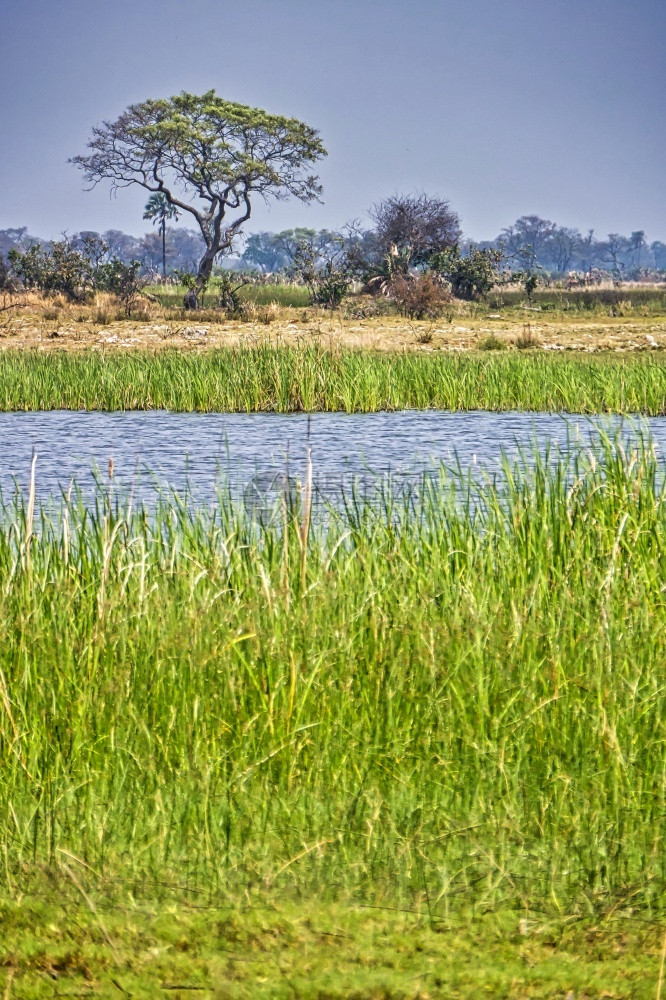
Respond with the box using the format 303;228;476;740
143;193;179;277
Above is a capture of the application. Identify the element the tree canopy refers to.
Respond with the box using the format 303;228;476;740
72;90;327;305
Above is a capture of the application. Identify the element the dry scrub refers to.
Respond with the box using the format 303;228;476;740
1;289;666;355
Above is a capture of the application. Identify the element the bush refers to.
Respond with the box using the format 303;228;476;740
8;237;148;314
477;334;507;351
515;324;539;349
389;273;450;319
290;236;354;309
95;259;145;316
9;239;100;300
216;272;251;315
431;246;503;300
0;254;17;292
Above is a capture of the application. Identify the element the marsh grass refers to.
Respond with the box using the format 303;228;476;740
1;438;666;919
149;280;311;310
489;285;666;315
148;282;666;317
2;347;666;413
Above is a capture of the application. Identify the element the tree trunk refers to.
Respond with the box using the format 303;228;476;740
161;219;166;278
183;247;216;309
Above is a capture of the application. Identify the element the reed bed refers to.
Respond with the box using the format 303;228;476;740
1;439;665;915
2;347;666;414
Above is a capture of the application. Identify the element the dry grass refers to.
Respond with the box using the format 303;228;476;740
1;289;666;355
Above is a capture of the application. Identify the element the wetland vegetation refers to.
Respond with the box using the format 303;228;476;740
2;440;666;995
2;345;666;413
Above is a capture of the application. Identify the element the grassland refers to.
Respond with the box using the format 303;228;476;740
3;895;661;998
1;441;666;995
2;346;666;413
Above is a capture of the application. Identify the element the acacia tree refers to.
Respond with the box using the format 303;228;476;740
72;90;327;307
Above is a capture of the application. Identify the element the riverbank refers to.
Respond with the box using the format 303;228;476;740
1;346;666;412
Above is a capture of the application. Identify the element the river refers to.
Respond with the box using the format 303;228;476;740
0;409;662;510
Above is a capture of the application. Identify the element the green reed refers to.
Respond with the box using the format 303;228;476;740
0;438;665;914
149;281;311;309
2;347;666;413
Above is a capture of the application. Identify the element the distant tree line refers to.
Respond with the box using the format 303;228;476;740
0;225;207;279
5;91;661;314
240;216;666;280
476;215;665;278
3;213;663;288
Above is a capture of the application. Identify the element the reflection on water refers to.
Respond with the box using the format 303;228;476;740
0;409;663;510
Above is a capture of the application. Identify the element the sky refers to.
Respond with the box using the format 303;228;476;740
0;0;664;243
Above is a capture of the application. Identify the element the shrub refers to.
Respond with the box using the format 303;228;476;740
477;334;506;351
96;259;145;316
290;235;355;309
9;239;102;300
235;301;280;324
430;246;503;300
216;272;251;316
0;253;17;292
390;272;450;319
515;325;539;349
415;329;434;344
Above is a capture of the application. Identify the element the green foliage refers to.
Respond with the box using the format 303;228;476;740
290;234;354;308
143;191;178;227
9;240;100;300
216;270;251;314
477;333;507;350
72;90;327;295
431;245;503;300
95;259;145;315
9;238;146;312
2;348;666;413
361;246;413;294
172;269;199;290
143;192;179;276
149;280;311;309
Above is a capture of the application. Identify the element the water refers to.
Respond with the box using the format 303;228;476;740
0;409;663;510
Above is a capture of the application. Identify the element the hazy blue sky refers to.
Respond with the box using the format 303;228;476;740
1;0;664;242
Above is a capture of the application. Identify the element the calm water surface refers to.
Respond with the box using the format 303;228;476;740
0;410;662;508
